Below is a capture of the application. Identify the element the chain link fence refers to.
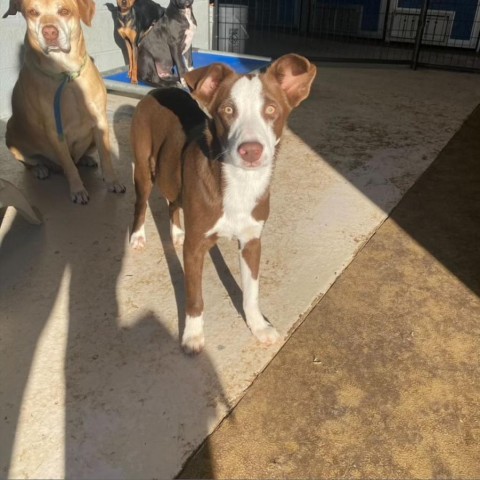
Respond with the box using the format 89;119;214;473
210;0;480;71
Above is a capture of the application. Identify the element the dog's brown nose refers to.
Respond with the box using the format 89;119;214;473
238;142;264;166
42;25;59;41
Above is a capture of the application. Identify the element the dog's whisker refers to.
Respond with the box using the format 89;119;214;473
212;149;228;162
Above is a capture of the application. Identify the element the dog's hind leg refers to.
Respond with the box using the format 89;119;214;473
137;49;162;85
131;157;154;250
168;199;184;247
9;142;63;180
30;155;63;178
78;156;98;168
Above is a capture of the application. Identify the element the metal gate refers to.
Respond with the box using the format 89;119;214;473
211;0;480;72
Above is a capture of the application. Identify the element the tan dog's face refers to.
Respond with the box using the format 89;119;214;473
3;0;95;54
22;0;78;53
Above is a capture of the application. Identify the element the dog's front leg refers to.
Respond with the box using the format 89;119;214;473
131;43;139;84
182;237;214;354
185;47;194;71
125;39;134;79
240;238;280;345
47;133;89;204
92;118;126;194
171;46;189;86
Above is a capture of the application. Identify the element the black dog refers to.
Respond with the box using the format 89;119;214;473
137;0;196;86
116;0;165;83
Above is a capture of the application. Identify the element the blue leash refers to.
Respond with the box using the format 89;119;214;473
53;75;69;141
51;58;87;141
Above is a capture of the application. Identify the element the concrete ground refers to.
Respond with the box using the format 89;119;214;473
1;65;480;478
180;104;480;479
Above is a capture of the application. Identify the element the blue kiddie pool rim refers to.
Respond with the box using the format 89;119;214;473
102;48;272;97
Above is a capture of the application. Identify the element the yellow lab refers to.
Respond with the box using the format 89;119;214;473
3;0;125;203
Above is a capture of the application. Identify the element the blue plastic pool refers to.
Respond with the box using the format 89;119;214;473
104;50;271;87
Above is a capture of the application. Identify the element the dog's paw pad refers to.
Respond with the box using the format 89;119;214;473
181;333;205;355
71;189;89;205
130;232;146;250
106;181;126;194
252;325;280;345
34;164;50;180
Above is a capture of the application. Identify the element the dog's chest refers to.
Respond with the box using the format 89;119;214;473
118;11;135;30
205;164;271;244
182;8;196;54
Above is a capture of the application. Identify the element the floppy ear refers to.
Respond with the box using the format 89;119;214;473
184;63;236;107
264;54;317;108
77;0;96;26
2;0;22;18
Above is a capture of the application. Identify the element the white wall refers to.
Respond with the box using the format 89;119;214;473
0;0;210;119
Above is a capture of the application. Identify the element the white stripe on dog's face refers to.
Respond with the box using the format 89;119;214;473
226;76;278;169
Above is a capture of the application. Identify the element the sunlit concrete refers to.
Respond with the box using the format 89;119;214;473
1;65;480;478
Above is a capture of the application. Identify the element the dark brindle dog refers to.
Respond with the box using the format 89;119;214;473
116;0;165;84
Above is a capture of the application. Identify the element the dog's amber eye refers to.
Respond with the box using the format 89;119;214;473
58;8;70;16
28;8;40;16
265;105;276;115
224;106;234;115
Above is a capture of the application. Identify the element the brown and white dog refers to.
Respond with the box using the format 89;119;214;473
3;0;125;203
130;54;316;353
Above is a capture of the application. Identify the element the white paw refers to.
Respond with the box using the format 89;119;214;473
181;332;205;355
171;224;185;247
130;227;146;250
71;188;89;204
182;314;205;355
252;324;280;345
106;180;126;194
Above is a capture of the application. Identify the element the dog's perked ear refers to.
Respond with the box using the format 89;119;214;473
77;0;96;26
2;0;21;18
265;54;317;109
184;63;235;107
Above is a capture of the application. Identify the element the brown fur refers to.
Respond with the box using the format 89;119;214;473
3;0;125;203
130;54;317;352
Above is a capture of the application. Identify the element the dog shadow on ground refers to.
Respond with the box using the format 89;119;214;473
0;103;224;477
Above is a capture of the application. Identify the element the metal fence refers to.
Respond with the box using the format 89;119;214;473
211;0;480;72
